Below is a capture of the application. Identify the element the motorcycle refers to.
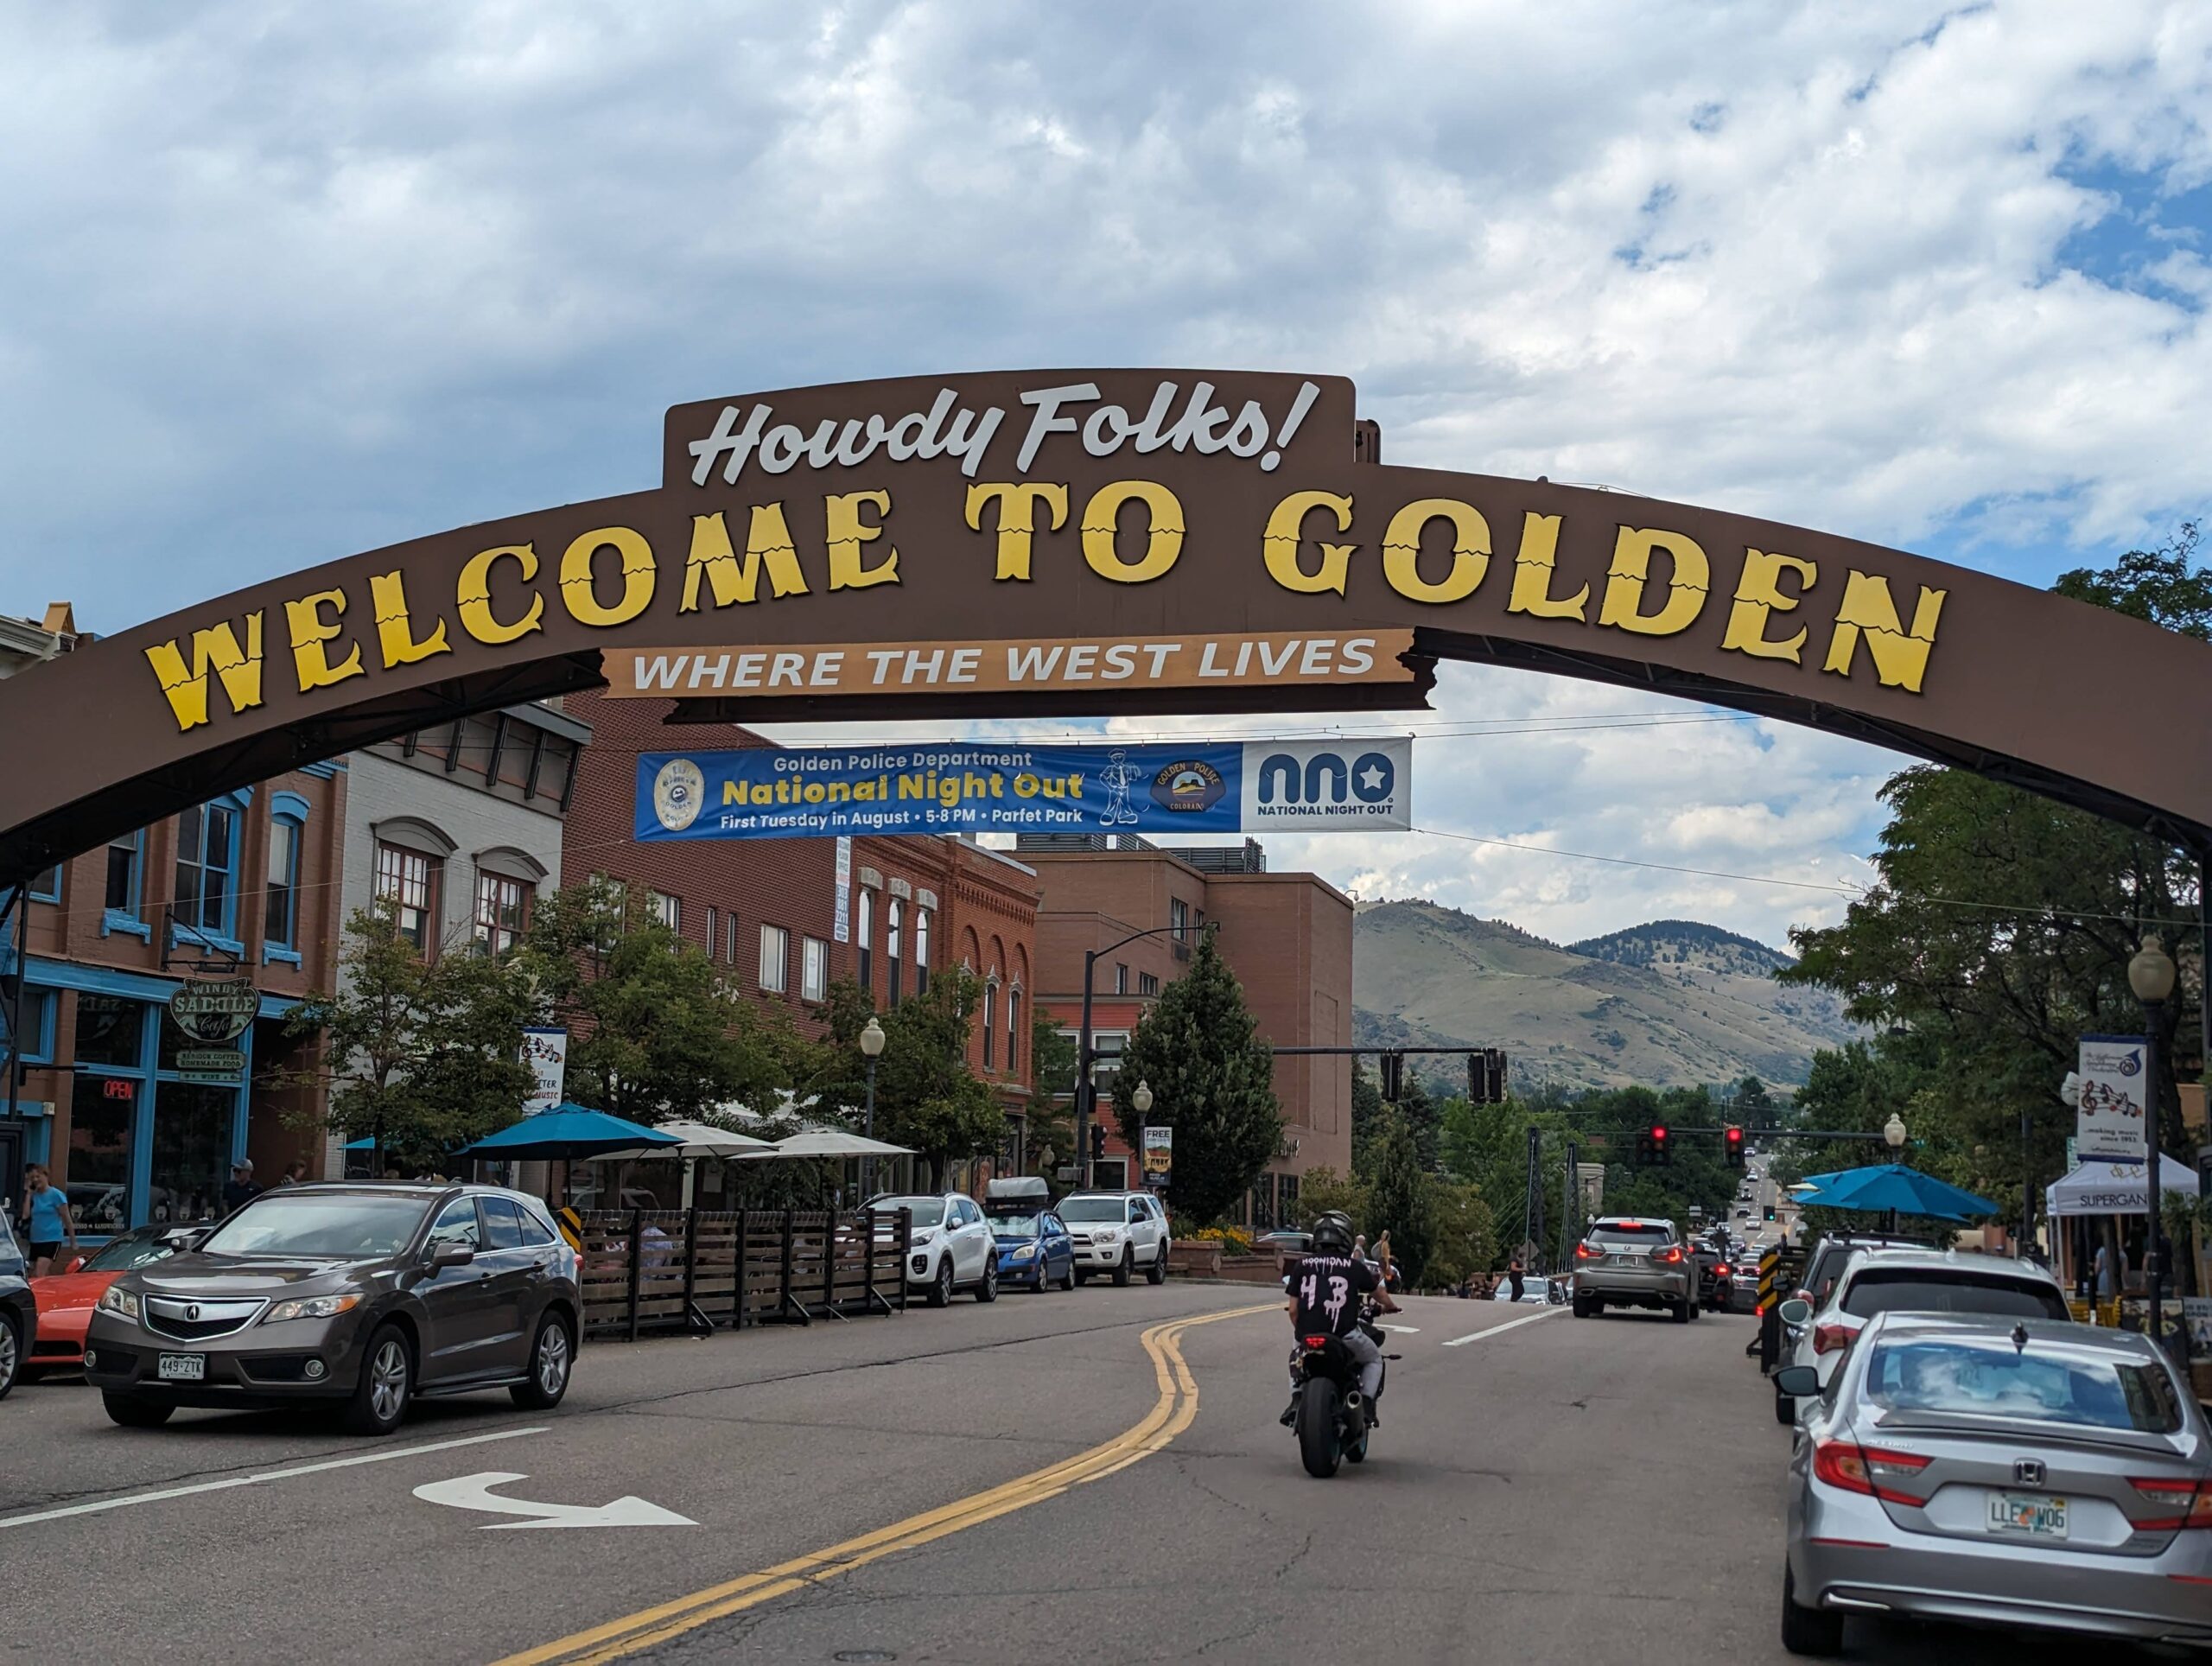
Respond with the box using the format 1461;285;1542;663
1289;1300;1398;1478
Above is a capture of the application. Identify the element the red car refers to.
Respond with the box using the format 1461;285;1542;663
27;1225;185;1380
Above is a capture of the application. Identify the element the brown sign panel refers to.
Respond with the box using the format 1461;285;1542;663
1;367;2209;874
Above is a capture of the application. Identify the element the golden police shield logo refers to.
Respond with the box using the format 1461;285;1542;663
652;758;707;831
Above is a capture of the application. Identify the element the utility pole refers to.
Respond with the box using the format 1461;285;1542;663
1557;1141;1580;1270
1521;1125;1546;1275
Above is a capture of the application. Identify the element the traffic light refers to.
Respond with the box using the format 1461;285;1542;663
1649;1123;1671;1167
1467;1047;1507;1104
1725;1126;1745;1169
1764;1203;1777;1223
1090;1124;1107;1161
1380;1051;1403;1103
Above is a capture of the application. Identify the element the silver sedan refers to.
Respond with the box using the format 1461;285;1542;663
1776;1311;2212;1654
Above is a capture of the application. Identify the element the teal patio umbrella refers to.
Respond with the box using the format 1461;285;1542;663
1795;1162;1998;1222
454;1104;682;1162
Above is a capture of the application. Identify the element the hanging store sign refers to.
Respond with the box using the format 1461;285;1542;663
167;977;257;1045
1142;1126;1173;1188
2075;1034;2150;1163
634;737;1412;842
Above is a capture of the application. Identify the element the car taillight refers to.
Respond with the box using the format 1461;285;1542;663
1813;1440;1930;1504
1651;1245;1683;1264
1302;1334;1330;1351
1812;1322;1860;1357
1575;1242;1600;1260
1715;1263;1732;1276
2130;1476;2212;1530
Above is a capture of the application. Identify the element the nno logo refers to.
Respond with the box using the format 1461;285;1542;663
1257;749;1395;806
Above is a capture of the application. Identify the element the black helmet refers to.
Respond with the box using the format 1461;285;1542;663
1309;1211;1356;1256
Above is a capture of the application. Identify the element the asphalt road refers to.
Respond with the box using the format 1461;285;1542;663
0;1281;2175;1665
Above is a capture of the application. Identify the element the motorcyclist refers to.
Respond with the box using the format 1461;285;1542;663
1280;1211;1389;1428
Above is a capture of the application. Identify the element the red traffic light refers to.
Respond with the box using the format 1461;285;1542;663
1650;1124;1668;1141
1726;1126;1744;1144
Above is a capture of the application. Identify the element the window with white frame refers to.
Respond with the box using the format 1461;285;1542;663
375;842;438;955
914;907;931;994
175;800;241;937
887;899;903;1006
759;923;790;993
802;936;829;1002
649;889;680;931
264;818;302;951
474;871;529;955
856;887;874;993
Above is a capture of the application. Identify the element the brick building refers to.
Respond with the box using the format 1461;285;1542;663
560;690;1039;1180
1;607;346;1229
1020;835;1353;1225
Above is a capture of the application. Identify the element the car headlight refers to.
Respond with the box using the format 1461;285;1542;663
263;1293;364;1324
97;1285;140;1321
1009;1243;1038;1260
1095;1229;1119;1243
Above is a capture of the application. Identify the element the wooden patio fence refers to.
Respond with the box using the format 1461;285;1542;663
574;1206;912;1342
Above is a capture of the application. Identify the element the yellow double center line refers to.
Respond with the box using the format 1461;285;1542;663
493;1302;1273;1666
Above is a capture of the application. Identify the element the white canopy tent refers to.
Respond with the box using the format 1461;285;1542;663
2045;1154;2202;1218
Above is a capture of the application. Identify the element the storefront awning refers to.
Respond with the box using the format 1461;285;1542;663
2044;1153;2201;1218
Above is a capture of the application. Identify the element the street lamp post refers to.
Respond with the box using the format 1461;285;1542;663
1132;1079;1154;1191
859;1016;886;1199
1882;1114;1907;1234
2129;936;2177;1359
1074;924;1210;1191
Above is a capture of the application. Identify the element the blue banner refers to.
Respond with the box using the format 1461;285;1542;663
633;738;1410;842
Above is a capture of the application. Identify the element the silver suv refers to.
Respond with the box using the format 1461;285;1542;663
1056;1192;1171;1286
1572;1216;1695;1322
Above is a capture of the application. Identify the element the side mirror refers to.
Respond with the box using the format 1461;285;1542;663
1777;1297;1814;1326
1774;1364;1821;1397
430;1242;476;1270
61;1256;86;1275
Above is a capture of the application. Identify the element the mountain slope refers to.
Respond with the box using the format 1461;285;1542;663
1353;903;1859;1092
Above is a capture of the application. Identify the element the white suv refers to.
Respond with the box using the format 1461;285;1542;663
877;1192;999;1307
1057;1192;1171;1286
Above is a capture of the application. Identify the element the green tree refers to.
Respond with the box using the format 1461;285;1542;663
1423;1180;1497;1290
286;900;537;1168
818;967;1005;1188
1291;1166;1370;1235
1026;1009;1078;1179
1109;932;1281;1225
518;878;800;1125
1352;1063;1442;1177
1366;1108;1439;1282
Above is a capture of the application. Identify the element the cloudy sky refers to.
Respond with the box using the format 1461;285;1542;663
4;1;2209;947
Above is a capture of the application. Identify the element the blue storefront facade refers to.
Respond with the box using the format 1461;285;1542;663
0;762;346;1235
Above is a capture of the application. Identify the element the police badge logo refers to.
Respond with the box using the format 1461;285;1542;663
652;758;707;831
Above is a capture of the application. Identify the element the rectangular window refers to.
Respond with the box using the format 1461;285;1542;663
74;992;145;1070
1114;962;1129;995
887;900;903;1008
374;843;438;955
726;912;741;966
174;801;238;935
67;1078;137;1231
473;871;529;955
0;988;54;1066
149;1080;234;1226
802;936;830;1002
1006;987;1020;1074
856;889;874;993
706;905;719;959
1170;898;1189;940
914;908;931;994
106;830;143;918
759;924;790;993
650;889;680;931
28;865;60;903
982;982;996;1069
1138;971;1160;996
264;820;300;948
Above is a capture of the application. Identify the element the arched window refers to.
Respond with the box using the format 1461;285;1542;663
914;908;931;994
1006;982;1020;1075
264;790;311;963
175;787;251;946
982;976;998;1070
856;887;874;994
887;899;904;1007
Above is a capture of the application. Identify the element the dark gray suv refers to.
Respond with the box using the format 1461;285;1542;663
84;1183;580;1434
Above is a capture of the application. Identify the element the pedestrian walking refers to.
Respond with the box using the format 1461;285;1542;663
1508;1253;1526;1303
18;1163;76;1276
221;1159;262;1214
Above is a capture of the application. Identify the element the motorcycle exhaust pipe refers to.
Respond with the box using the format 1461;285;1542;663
1343;1390;1363;1411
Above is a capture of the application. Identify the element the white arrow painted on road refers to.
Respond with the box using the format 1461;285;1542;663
413;1471;695;1529
1376;1323;1421;1333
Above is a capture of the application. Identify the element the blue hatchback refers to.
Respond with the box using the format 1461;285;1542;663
991;1210;1075;1292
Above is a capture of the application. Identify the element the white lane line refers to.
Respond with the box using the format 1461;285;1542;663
1377;1324;1421;1334
1442;1306;1566;1347
0;1424;548;1529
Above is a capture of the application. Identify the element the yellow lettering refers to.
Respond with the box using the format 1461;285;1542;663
825;490;900;591
681;508;810;610
455;544;545;645
966;482;1069;582
1380;498;1491;605
1821;569;1946;692
559;526;656;627
366;570;451;669
1080;480;1184;584
1597;526;1710;637
1505;512;1588;621
142;615;265;733
1262;490;1356;595
283;588;365;693
1721;548;1819;664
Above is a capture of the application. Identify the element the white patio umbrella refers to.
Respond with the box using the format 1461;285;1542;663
590;1121;781;1208
750;1129;917;1160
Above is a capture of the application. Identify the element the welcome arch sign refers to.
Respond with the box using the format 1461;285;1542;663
3;367;2209;877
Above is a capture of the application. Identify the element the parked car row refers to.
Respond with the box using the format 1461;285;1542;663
877;1178;1171;1307
1764;1237;2211;1653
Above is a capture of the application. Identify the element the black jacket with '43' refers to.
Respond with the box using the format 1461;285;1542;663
1288;1254;1380;1338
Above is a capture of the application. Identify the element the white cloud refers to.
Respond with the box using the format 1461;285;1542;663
1;0;2202;939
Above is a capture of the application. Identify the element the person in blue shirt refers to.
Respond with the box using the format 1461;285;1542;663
18;1163;76;1276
